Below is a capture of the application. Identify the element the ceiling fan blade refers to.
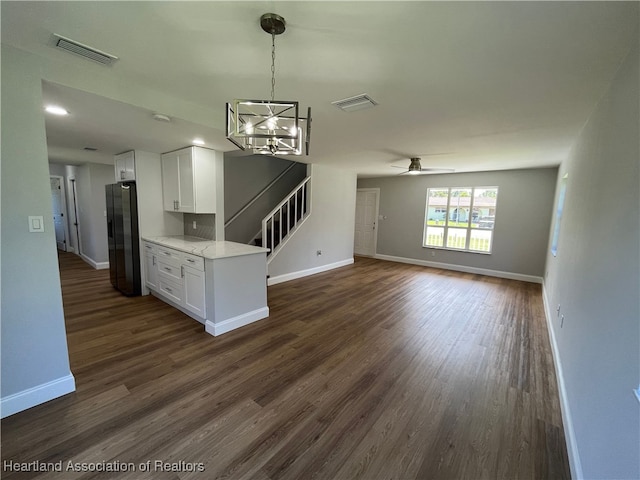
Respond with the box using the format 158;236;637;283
421;167;455;172
390;165;407;169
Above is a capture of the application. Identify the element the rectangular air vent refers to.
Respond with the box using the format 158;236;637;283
331;94;378;112
50;34;118;66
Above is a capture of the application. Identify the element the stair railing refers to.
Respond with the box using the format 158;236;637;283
262;176;311;260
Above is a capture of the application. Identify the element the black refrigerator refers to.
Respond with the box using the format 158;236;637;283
106;182;141;296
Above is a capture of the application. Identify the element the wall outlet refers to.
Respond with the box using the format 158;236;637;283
431;251;436;257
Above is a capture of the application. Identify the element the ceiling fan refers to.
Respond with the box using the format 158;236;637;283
391;157;455;175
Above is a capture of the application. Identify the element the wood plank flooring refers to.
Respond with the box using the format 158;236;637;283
1;252;570;479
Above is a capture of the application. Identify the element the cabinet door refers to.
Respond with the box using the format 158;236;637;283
144;250;158;290
183;264;206;317
161;151;180;211
123;152;135;180
115;151;135;182
192;147;217;214
177;150;195;213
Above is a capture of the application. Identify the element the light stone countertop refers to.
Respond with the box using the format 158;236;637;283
143;236;269;260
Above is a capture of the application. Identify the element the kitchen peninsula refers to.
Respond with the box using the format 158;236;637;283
142;235;269;336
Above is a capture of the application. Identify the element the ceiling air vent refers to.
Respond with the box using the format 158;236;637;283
331;94;378;112
49;34;118;66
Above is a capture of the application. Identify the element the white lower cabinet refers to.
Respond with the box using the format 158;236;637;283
143;242;206;319
144;248;158;291
183;265;206;317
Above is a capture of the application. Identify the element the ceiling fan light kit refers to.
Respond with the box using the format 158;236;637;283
392;156;456;175
226;13;311;156
407;157;423;174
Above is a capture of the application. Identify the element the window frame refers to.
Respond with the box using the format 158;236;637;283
423;186;499;254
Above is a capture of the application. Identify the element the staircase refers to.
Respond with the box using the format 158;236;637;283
255;177;310;260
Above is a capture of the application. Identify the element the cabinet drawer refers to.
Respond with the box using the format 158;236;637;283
143;242;157;254
157;260;182;282
157;247;182;267
182;253;204;271
158;276;183;304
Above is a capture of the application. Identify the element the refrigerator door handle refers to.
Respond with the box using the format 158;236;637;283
107;220;113;238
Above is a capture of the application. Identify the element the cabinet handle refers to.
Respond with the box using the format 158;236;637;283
186;259;195;263
163;251;171;256
164;267;171;272
173;200;179;211
165;287;173;293
181;266;184;278
152;256;156;266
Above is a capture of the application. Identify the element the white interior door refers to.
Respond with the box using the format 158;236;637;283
50;176;67;251
354;189;379;256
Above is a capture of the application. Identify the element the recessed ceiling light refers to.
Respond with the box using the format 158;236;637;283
192;138;205;146
45;105;69;116
152;113;171;122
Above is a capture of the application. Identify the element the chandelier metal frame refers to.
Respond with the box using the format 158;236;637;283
226;13;311;156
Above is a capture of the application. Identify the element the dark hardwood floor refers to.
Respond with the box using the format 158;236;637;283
1;252;570;479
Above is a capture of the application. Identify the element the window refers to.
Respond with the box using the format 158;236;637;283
423;186;499;253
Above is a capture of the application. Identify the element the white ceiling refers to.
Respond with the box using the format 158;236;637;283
2;1;638;177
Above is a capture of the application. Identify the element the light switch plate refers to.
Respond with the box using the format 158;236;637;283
28;216;45;232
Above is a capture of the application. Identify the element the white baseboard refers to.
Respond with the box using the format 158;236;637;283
374;254;543;284
1;374;76;419
267;258;354;286
205;307;269;336
542;284;582;480
80;254;109;270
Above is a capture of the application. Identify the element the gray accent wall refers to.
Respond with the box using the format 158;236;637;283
224;155;307;243
544;42;639;479
358;168;557;277
1;45;74;404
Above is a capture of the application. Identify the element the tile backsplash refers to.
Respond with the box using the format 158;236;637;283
183;213;215;240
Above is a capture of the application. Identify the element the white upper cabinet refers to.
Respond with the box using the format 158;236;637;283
161;150;180;211
161;146;219;214
115;150;135;182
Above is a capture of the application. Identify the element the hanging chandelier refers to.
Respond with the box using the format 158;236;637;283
226;13;311;156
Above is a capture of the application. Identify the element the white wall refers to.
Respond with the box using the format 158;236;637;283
358;168;557;279
543;41;639;479
1;42;232;415
87;163;113;264
135;150;183;239
1;45;75;416
267;164;357;284
64;163;113;267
